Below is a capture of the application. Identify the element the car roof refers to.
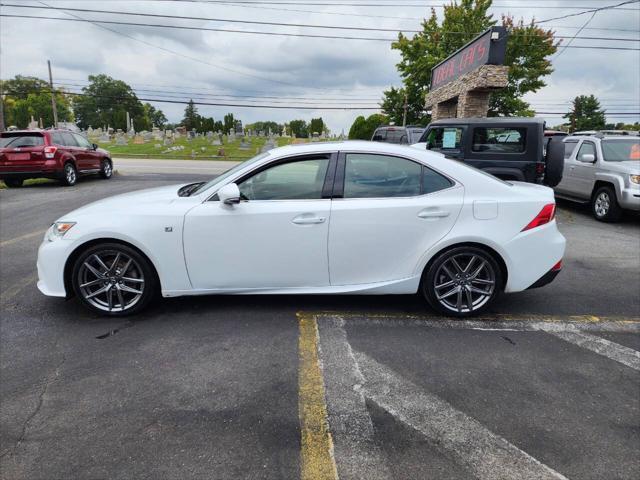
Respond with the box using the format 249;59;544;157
429;117;545;126
270;140;431;156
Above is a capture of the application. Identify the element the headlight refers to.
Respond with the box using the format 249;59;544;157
47;222;76;241
630;174;640;185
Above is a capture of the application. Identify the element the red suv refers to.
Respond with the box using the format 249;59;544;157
0;129;113;187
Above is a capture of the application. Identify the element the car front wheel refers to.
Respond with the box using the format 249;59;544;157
422;246;502;317
71;243;157;316
592;186;622;222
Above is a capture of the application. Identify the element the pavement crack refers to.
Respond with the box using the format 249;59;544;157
501;335;516;346
0;346;66;459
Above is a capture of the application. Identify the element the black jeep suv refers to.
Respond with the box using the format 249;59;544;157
415;117;564;187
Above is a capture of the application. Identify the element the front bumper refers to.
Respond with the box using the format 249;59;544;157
37;237;73;297
619;186;640;211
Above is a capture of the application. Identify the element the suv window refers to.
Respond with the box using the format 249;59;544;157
564;140;579;159
472;127;526;153
423;167;453;194
238;158;329;200
50;132;64;146
601;139;640;161
385;130;407;144
372;129;386;142
577;142;596;162
344;154;422;198
425;127;464;150
0;134;44;148
73;133;93;149
61;132;78;147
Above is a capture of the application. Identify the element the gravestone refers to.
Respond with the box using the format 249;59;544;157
133;135;144;144
116;135;127;146
238;137;250;150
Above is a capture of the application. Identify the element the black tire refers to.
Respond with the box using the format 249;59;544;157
592;185;622;222
71;242;158;316
544;136;564;188
60;162;77;186
421;246;502;318
100;158;113;179
4;178;24;188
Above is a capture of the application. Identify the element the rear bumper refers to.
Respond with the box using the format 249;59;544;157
526;266;561;289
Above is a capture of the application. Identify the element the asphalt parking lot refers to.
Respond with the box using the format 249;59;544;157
1;165;639;479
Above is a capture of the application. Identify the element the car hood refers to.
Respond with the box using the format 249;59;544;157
58;184;189;220
600;160;640;174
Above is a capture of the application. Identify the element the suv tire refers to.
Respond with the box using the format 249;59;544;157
100;159;113;179
61;162;77;187
592;185;622;222
421;246;502;318
4;178;24;188
71;242;158;316
544;137;564;187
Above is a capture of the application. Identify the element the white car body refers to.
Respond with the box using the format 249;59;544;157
37;141;565;311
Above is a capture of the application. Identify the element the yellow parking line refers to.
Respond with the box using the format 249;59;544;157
0;229;46;248
297;312;338;480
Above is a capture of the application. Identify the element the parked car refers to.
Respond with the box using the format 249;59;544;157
372;125;426;145
554;134;640;222
412;117;564;187
37;141;565;318
0;129;113;187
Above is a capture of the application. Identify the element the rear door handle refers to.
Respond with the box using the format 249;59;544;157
292;215;326;225
418;209;450;219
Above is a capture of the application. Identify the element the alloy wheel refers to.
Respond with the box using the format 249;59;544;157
65;164;77;185
77;250;145;312
102;160;112;178
594;192;610;218
433;253;496;314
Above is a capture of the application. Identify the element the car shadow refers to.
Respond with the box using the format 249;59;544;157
555;197;640;226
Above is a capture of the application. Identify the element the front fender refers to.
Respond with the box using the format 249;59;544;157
594;172;624;198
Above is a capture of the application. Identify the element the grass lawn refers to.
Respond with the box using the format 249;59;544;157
96;136;303;161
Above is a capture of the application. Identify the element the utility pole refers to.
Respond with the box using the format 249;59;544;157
0;84;5;132
48;60;58;129
402;93;408;127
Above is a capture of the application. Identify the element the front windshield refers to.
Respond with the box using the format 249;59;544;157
190;152;270;195
602;139;640;162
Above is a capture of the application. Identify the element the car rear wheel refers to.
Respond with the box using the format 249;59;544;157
4;178;24;188
71;243;157;316
592;186;622;222
421;246;502;318
100;159;113;179
61;163;77;186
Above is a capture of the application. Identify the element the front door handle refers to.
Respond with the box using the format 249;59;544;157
292;215;326;225
418;209;450;219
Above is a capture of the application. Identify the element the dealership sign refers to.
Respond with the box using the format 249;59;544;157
430;26;508;91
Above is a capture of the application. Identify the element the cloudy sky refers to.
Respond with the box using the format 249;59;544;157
1;0;638;133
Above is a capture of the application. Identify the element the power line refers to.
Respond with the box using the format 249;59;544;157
3;4;639;42
537;0;639;24
3;14;640;49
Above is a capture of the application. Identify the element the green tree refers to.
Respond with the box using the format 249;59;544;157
564;95;606;132
348;114;388;140
245;121;283;135
289;119;308;138
309;117;325;136
73;75;145;130
382;0;557;123
143;103;167;129
181;99;199;131
223;113;235;134
1;76;73;128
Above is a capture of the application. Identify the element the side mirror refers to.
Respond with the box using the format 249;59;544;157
581;153;596;163
218;183;241;205
92;143;98;150
425;141;432;150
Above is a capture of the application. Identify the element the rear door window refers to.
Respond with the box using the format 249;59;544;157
472;127;526;153
50;132;64;146
564;140;579;159
61;132;78;147
0;134;44;148
385;130;407;144
343;154;422;198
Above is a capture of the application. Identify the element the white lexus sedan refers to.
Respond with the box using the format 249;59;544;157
37;141;565;317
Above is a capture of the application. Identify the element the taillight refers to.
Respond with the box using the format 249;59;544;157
522;203;556;231
44;146;57;159
551;260;562;271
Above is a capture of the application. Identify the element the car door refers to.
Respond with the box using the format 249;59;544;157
60;132;88;170
570;141;598;199
328;152;463;286
183;153;336;290
73;133;101;170
554;139;580;195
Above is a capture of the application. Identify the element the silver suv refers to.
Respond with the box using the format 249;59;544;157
555;135;640;222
